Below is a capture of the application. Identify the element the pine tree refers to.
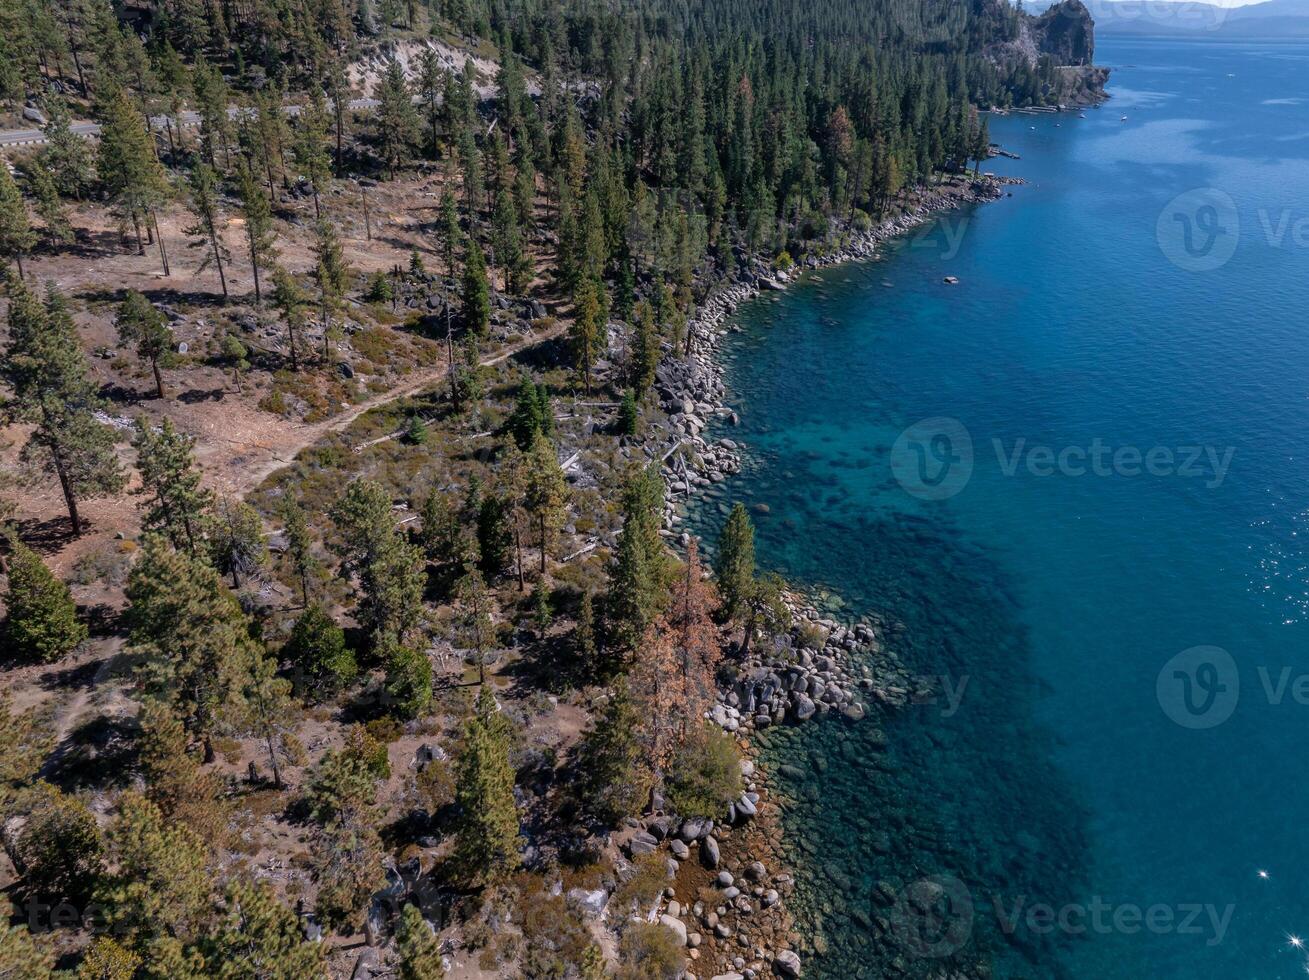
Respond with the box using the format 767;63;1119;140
284;603;356;701
3;542;86;663
575;590;599;678
115;290;171;398
209;495;268;589
184;161;230;300
271;266;308;371
330;479;426;645
39;100;93;200
419;490;463;567
238;655;305;789
715;502;756;623
313;219;349;360
507;377;552;450
382;640;433;719
376;58;417;179
396;903;444;980
96;792;213;948
125;536;260;761
577;678;647;823
524;433;567;575
205;879;324;978
415;48;445;160
618;389;639;436
293;90;333;219
451;685;521;886
221;334;249;391
462;239;490;337
0;695;52;808
604;465;669;655
25;161;73;247
2;276;125;536
455;566;495;686
0;925;56;980
630;299;659;400
15;781;104;906
570;276;607;395
76;937;141;980
280;495;320;605
0;163;35;278
132;416;212;554
97;87;170;270
236;163;277;306
135;699;226;842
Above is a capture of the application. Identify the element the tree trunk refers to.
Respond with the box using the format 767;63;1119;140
203;734;215;764
14;253;23;279
539;513;547;574
248;229;262;305
514;521;525;592
287;319;299;372
152;212;170;276
50;446;82;536
132;213;144;255
151;358;164;399
212;231;229;299
312;185;321;220
266;737;282;789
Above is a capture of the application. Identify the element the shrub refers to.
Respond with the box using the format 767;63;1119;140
611;852;669;913
616;921;684;980
384;643;433;719
343;724;392;780
663;727;742;819
772;250;794;272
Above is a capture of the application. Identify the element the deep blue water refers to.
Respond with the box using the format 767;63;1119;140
686;38;1309;979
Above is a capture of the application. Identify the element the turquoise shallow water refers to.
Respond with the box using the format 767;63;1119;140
686;37;1309;979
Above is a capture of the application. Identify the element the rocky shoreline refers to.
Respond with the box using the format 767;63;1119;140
620;175;1017;980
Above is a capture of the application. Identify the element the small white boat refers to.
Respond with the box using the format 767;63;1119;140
1120;115;1128;121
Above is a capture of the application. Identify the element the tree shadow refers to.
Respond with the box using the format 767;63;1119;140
41;715;137;793
177;387;230;404
77;285;233;310
13;516;78;555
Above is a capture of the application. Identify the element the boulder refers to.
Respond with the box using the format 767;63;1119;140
702;836;721;869
627;831;659;857
568;888;608;918
659;913;689;946
773;950;802;978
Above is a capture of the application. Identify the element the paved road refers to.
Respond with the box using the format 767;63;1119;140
0;97;382;148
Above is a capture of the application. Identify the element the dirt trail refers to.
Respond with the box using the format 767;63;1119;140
198;321;568;498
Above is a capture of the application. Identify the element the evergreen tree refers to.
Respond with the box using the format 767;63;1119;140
330;479;426;645
0;162;36;278
221;334;250;391
14;781;103;907
293;90;333;219
507;377;553;450
236;163;277;306
415;48;445;160
476;492;513;580
0;925;55;979
284;603;356;701
96;792;213;951
630;299;659;400
570;277;607;395
604;465;669;655
375;58;417;179
183;161;230;300
24;161;73;247
132;416;212;554
135;699;225;842
618;389;639;436
209;495;269;589
577;678;647;824
462;239;490;337
238;655;305;789
76;937;141;980
205;879;324;978
39;100;93;200
715;502;756;623
382;641;433;719
280;495;320;605
524;433;567;575
271;266;309;371
114;289;171;399
419;490;464;567
575;590;599;679
2;276;125;536
455;565;495;686
3;542;86;663
451;685;521;886
125;536;260;761
97;87;170;271
396;903;444;980
312;219;349;360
